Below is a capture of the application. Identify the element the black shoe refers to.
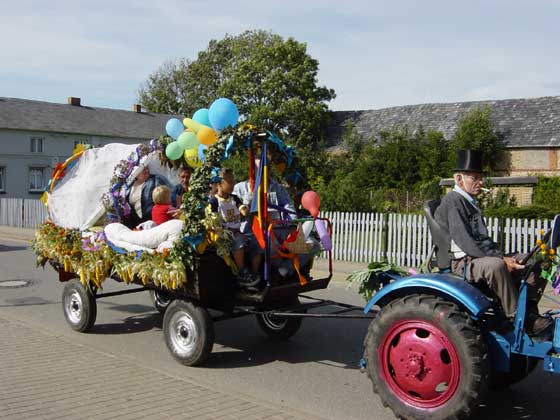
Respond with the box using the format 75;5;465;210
526;314;554;341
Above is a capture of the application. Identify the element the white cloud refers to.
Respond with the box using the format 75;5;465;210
1;0;559;111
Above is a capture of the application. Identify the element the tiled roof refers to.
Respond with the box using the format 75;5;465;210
0;97;180;139
326;96;560;148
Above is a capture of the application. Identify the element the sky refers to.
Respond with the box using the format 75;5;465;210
1;0;559;112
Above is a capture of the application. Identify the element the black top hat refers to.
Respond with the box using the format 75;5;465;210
455;149;484;173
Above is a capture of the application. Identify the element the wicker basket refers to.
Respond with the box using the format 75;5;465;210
283;223;312;254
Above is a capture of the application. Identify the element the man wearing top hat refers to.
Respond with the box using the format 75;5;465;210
435;149;551;338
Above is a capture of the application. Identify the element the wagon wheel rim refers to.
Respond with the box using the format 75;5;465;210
154;291;172;306
65;290;83;324
379;320;461;408
169;312;198;356
261;313;288;330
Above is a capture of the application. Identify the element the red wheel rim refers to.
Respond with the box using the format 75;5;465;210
378;320;461;408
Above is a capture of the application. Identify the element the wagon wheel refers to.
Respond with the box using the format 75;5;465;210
163;300;214;366
256;297;305;340
62;279;97;332
149;289;173;314
363;294;489;420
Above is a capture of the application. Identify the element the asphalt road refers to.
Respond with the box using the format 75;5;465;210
1;237;560;420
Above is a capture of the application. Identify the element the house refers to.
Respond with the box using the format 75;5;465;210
0;97;178;199
326;96;560;177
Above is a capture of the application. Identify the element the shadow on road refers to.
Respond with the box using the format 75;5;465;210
92;312;162;334
209;315;369;370
0;244;29;252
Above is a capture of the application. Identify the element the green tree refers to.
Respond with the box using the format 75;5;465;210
533;176;560;213
450;106;506;174
138;30;335;154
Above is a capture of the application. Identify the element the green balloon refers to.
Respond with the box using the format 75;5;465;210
165;141;184;160
177;131;199;150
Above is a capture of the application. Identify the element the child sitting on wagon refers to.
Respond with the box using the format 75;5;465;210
151;185;176;226
209;168;260;287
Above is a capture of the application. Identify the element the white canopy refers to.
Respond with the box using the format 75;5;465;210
47;143;179;230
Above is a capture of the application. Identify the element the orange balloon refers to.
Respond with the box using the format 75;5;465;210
197;126;218;146
301;191;320;218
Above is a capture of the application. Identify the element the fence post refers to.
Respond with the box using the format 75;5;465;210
381;213;388;262
498;217;505;252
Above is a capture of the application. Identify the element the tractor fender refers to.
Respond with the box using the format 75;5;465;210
364;273;492;319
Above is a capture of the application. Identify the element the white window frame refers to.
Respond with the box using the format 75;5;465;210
29;167;45;192
30;137;44;153
0;167;5;192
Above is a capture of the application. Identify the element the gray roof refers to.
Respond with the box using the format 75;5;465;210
327;96;560;148
0;97;180;139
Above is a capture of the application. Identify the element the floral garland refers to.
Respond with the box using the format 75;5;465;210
32;221;186;290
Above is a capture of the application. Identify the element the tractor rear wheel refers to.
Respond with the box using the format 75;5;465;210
364;294;489;420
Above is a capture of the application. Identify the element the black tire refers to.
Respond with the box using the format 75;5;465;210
489;354;539;389
62;279;97;332
363;294;489;420
256;297;304;340
149;289;173;314
163;300;214;366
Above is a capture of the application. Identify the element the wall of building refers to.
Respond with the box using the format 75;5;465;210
509;148;560;176
0;129;143;199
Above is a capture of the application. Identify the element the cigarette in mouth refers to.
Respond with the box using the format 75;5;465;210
480;188;490;193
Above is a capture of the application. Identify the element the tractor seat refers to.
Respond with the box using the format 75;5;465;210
423;200;452;272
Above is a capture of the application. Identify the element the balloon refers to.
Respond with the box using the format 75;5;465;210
208;98;239;130
197;126;218;146
183;118;205;133
315;219;332;251
165;141;184;160
192;108;211;127
177;131;199;150
301;191;321;218
198;144;208;162
165;118;184;140
184;148;201;168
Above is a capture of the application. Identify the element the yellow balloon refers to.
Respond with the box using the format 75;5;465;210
183;118;205;133
184;148;201;168
197;126;218;146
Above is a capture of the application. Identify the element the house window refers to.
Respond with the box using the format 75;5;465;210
0;167;5;192
30;137;44;153
29;167;45;192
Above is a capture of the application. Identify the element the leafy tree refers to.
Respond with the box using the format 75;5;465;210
450;106;507;174
138;30;335;154
533;176;560;213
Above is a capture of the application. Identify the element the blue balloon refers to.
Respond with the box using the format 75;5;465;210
192;108;211;127
198;144;208;162
165;118;184;140
208;98;239;131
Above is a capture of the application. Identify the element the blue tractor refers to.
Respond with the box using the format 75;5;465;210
361;201;560;420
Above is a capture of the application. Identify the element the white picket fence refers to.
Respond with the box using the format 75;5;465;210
0;199;552;267
320;211;551;267
0;198;49;228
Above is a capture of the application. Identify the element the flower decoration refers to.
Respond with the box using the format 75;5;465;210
535;236;560;294
34;123;303;290
102;140;162;222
